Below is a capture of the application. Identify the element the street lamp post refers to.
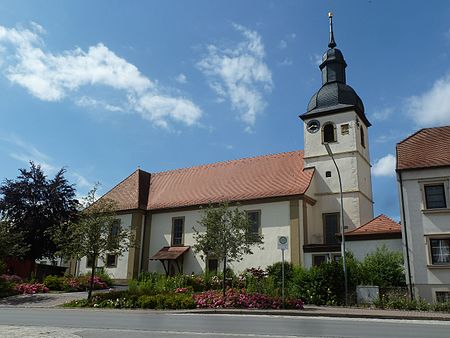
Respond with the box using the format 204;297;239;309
324;142;348;305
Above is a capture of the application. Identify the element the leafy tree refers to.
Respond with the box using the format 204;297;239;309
55;185;133;300
0;162;79;261
193;202;264;296
0;219;29;264
360;245;405;288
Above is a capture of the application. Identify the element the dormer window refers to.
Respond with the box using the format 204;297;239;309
323;122;336;143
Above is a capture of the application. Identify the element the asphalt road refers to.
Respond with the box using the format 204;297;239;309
0;308;449;338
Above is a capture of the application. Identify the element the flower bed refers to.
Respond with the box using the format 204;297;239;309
43;274;109;292
15;283;49;294
194;289;303;309
64;288;304;310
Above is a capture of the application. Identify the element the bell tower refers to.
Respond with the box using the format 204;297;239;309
300;13;374;232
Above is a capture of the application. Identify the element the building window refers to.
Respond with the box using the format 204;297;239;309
109;219;121;245
360;127;365;148
207;258;218;274
246;210;261;236
312;255;327;267
424;184;447;209
430;238;450;265
172;217;184;246
323;213;339;245
106;254;118;268
86;255;94;268
322;123;336;143
436;291;450;303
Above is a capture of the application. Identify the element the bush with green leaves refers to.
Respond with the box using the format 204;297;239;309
359;246;405;288
43;275;65;291
373;293;431;311
267;262;294;286
65;290;196;309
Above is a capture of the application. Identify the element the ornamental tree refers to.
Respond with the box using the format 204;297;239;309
0;219;29;262
0;162;79;261
54;185;133;300
193;202;264;296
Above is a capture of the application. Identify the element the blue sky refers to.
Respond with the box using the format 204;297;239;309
0;1;450;220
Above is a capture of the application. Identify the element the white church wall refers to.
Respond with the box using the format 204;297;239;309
148;200;292;275
77;213;132;280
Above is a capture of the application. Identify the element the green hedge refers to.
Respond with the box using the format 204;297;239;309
64;290;196;309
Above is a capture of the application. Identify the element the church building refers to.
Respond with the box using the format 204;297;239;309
74;15;394;281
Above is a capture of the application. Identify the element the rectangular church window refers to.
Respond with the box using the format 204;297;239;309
323;213;339;245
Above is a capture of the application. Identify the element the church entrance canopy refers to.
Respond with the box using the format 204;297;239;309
150;246;190;276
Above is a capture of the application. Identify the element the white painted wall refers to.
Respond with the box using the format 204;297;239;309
148;201;292;274
347;239;403;261
398;166;450;302
77;213;132;280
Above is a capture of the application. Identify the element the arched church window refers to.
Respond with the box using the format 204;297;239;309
322;123;336;143
360;126;365;148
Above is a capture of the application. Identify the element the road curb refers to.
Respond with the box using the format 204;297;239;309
181;308;450;321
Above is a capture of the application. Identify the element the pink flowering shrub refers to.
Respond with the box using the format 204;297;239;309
77;275;108;290
15;283;49;294
193;288;304;310
175;287;189;294
42;274;110;292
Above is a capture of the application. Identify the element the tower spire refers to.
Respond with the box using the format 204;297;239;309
328;12;336;48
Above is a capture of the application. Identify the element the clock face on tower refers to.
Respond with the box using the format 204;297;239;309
306;119;320;134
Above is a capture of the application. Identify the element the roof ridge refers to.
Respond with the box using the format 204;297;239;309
397;126;450;146
345;214;398;234
396;128;426;146
151;149;304;177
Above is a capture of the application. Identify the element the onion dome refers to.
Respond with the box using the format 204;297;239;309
301;13;370;127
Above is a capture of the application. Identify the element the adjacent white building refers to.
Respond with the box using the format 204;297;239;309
397;126;450;303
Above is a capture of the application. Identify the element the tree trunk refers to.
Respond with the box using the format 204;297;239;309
88;255;96;301
222;255;227;297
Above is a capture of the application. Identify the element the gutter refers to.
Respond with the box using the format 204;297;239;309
398;170;414;300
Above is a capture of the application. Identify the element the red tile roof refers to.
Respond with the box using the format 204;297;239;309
397;126;450;171
345;214;401;238
103;150;314;211
101;169;150;211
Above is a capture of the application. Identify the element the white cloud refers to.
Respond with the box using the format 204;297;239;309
198;23;273;127
76;96;124;112
407;73;450;126
445;28;450;40
277;58;293;67
176;73;187;84
311;54;322;67
72;172;93;189
0;23;202;128
372;107;393;121
278;40;287;49
1;133;94;194
372;154;396;177
134;93;202;128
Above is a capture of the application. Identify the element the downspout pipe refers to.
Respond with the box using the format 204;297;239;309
398;170;414;300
